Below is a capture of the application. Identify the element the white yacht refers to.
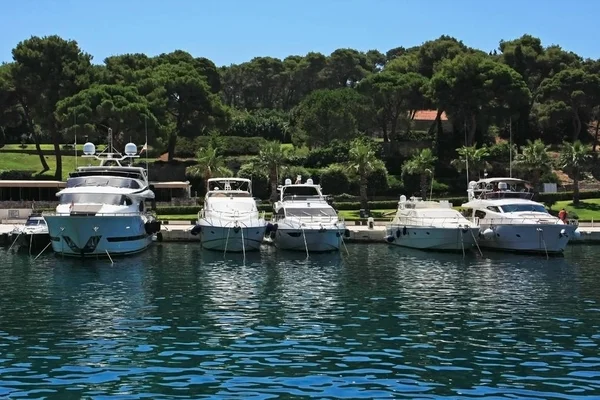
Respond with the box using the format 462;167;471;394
385;195;480;252
191;178;267;252
8;213;50;252
43;133;160;258
461;178;580;255
270;177;347;252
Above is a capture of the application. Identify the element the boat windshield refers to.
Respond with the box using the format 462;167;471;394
59;193;133;206
500;204;548;213
66;176;141;189
25;219;46;226
286;208;337;217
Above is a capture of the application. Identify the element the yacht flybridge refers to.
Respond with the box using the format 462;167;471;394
461;177;580;255
191;178;267;253
270;177;347;253
385;195;480;253
43;130;160;258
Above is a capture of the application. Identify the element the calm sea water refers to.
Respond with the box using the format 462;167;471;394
0;243;599;399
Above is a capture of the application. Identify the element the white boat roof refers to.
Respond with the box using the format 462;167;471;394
207;178;251;184
56;186;152;196
462;198;543;207
472;177;528;185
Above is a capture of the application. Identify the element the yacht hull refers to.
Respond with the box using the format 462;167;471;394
45;215;153;257
273;226;345;252
199;220;266;252
386;225;480;251
476;223;575;254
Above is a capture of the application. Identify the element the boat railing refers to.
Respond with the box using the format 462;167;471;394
390;216;474;228
198;208;263;226
466;216;568;226
42;211;154;217
274;214;344;228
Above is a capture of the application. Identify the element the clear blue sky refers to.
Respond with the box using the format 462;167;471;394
2;0;599;66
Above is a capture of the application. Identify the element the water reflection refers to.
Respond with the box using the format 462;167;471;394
0;244;599;398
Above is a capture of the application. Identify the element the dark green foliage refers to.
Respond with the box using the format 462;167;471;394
175;136;267;158
319;165;351;195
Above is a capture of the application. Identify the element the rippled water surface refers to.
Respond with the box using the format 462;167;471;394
1;243;600;398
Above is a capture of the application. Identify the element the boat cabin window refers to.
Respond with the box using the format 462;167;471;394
285;208;337;217
474;210;487;219
282;186;321;200
499;204;548;213
59;193;134;206
25;218;45;226
486;206;501;213
66;176;141;189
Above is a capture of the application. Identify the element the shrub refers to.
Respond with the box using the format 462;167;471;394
320;165;350;195
304;140;351;167
237;163;270;200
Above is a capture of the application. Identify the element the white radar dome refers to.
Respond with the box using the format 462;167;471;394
306;178;314;185
83;142;95;155
285;178;292;185
400;195;407;202
124;142;137;156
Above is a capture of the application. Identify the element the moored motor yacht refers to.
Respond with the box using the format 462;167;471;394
385;195;480;252
461;177;580;255
8;213;50;253
270;177;347;253
43;131;161;258
190;178;267;252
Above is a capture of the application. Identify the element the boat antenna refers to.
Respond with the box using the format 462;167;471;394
145;115;149;182
464;116;469;186
74;112;77;170
509;116;512;178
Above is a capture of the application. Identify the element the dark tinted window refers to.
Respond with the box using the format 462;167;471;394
67;176;140;189
59;193;132;206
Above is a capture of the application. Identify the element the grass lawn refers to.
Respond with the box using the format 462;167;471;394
0;153;80;180
554;199;600;221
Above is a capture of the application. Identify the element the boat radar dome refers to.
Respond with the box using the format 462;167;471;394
468;181;477;189
285;178;292;185
306;178;314;185
124;142;137;156
83;142;96;155
400;195;407;202
498;182;508;190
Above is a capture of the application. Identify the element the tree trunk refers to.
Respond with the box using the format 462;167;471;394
269;168;278;202
573;171;580;206
572;109;582;142
592;120;600;155
167;133;177;162
21;103;49;172
359;174;368;211
52;138;62;181
420;173;427;200
467;114;477;146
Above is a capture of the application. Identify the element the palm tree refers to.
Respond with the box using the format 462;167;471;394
513;139;551;190
347;139;385;211
402;148;437;199
185;145;232;191
450;145;491;181
257;141;287;202
558;140;591;206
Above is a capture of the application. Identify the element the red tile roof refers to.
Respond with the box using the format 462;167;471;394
413;110;448;121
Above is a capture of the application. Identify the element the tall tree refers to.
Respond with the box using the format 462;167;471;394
537;68;600;142
185;145;232;185
55;84;157;147
513;139;552;189
402;148;438;199
451;145;491;181
347;138;385;210
320;48;370;88
357;70;428;144
142;61;229;161
294;88;369;147
430;53;531;146
11;35;92;179
257;140;287;202
558;141;591;205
